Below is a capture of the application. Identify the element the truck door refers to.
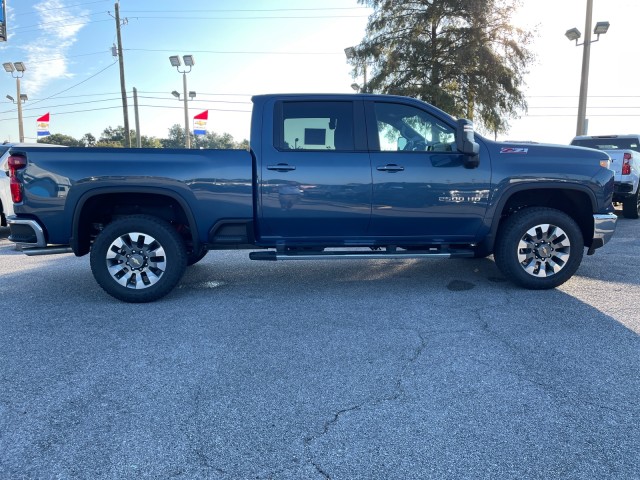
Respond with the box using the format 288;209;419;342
258;100;371;242
365;100;491;241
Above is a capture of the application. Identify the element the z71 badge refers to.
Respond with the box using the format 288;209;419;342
500;147;529;154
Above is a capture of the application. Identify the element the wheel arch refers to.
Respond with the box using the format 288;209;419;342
71;187;199;256
483;183;597;253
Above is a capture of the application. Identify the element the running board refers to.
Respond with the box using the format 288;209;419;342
249;248;474;261
21;246;74;256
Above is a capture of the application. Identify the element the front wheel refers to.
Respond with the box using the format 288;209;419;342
90;215;187;302
494;207;584;290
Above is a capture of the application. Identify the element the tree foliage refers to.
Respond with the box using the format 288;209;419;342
38;133;84;147
351;0;534;134
161;124;249;150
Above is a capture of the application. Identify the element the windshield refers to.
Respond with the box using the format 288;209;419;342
572;137;640;153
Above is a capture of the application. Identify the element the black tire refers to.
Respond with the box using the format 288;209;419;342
186;247;208;266
90;215;187;302
494;207;584;290
622;189;640;219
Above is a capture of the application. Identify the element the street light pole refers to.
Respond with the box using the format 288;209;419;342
16;76;24;143
576;0;593;137
169;54;195;149
3;61;27;142
344;47;367;93
182;71;189;148
566;0;609;136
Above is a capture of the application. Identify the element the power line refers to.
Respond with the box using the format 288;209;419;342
12;0;111;16
30;50;112;64
123;7;368;13
27;61;118;108
0;104;251;123
123;14;367;20
124;48;341;55
10;10;367;33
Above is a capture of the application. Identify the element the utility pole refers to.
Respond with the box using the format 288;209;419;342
114;1;131;147
133;87;141;148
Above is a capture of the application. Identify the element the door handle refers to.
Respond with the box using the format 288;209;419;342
376;164;405;172
267;164;296;172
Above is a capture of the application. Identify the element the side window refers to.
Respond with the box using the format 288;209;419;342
373;103;455;152
276;101;354;151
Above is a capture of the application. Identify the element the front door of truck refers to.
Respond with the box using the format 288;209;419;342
365;101;491;241
258;100;371;242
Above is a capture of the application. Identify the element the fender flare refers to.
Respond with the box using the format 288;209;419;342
481;181;598;252
69;186;200;255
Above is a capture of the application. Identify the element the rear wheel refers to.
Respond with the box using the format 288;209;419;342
494;207;583;290
90;215;187;302
622;189;640;219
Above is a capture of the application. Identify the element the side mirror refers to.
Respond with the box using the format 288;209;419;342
397;137;407;151
456;119;480;168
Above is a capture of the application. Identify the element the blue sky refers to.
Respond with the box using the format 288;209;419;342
0;0;638;145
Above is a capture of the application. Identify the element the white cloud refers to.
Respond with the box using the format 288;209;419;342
22;0;89;95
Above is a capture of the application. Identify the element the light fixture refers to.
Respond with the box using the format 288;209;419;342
169;54;196;148
594;21;610;35
3;61;27;142
350;83;360;92
566;0;611;137
344;47;356;59
20;94;27;101
565;28;581;41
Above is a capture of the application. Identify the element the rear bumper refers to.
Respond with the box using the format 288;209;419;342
7;217;47;246
613;181;636;199
588;213;617;254
8;216;73;256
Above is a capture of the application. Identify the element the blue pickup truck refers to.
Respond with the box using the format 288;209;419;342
4;93;617;302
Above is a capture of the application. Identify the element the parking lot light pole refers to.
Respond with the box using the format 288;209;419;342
3;61;27;142
565;0;610;136
169;55;195;148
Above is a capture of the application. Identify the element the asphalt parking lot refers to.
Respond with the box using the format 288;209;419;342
0;215;638;479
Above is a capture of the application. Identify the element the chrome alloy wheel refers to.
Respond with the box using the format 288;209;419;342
105;232;167;289
517;223;570;278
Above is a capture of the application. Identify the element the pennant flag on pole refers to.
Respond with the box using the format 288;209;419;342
37;113;50;137
193;110;208;136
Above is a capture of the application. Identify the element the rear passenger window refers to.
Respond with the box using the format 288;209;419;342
275;101;354;151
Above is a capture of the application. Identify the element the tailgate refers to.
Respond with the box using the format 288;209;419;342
605;151;624;180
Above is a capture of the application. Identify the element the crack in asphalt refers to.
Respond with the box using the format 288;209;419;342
184;384;228;477
472;308;630;415
303;329;428;479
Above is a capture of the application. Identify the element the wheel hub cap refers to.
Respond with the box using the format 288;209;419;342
518;224;570;277
105;232;166;289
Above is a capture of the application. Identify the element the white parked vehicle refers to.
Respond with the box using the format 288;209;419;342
571;134;640;218
0;142;66;226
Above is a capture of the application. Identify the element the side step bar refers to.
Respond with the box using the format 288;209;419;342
21;246;74;256
249;248;474;261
